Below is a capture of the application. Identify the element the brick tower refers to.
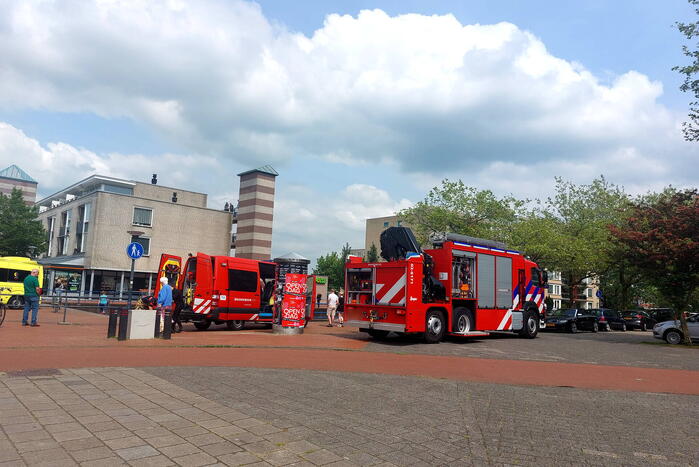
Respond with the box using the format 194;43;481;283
235;165;278;260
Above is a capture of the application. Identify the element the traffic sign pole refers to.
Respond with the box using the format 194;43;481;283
120;242;144;341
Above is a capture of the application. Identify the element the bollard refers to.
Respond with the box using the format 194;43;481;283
162;308;172;339
117;308;129;341
154;309;161;338
107;307;118;338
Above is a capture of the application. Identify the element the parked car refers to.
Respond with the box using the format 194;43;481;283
589;308;626;331
621;310;653;331
653;314;699;345
544;309;598;333
646;308;676;327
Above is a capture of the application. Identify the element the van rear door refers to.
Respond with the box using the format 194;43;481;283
192;253;213;316
154;254;182;297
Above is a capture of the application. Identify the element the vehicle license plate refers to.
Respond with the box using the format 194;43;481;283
546;323;555;328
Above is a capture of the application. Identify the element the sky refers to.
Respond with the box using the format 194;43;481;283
0;0;698;262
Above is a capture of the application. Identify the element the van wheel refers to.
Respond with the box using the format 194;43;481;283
455;307;474;334
226;320;245;331
424;310;445;344
519;309;539;338
8;296;23;309
194;321;211;331
367;329;389;339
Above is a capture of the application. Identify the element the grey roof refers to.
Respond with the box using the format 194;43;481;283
274;252;309;263
237;165;279;177
0;164;37;183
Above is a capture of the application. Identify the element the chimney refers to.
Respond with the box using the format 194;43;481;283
151;174;158;185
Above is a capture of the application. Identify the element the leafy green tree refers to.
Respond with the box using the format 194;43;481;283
313;243;352;290
399;179;525;244
674;0;699;141
366;243;379;262
510;177;629;308
0;188;46;256
609;188;699;344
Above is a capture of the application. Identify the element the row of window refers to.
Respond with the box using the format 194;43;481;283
550;299;595;310
45;205;154;256
547;283;594;298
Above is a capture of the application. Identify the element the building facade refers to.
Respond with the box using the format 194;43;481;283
0;164;37;205
36;175;232;297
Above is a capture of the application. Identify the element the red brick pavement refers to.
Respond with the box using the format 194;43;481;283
1;307;698;396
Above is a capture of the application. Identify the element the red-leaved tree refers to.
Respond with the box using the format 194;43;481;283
609;189;699;344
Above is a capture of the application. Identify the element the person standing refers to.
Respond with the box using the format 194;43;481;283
22;269;41;327
157;277;173;333
326;289;339;327
336;291;345;327
98;291;108;314
171;287;184;333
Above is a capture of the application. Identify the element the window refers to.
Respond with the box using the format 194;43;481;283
228;269;258;292
58;210;71;255
76;203;91;253
133;207;153;227
131;235;150;256
553;299;561;310
548;271;561;281
586;288;593;298
531;267;541;287
548;284;561;295
397;220;402;226
383;221;389;227
46;217;55;256
0;269;30;282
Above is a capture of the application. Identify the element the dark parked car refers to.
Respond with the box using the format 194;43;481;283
544;309;598;333
589;308;626;331
646;308;676;326
621;310;653;331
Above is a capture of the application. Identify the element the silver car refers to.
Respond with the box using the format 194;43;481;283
652;315;699;344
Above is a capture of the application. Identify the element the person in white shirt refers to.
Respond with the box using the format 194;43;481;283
326;290;339;327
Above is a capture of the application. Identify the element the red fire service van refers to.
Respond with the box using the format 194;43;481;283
344;227;547;343
154;253;278;330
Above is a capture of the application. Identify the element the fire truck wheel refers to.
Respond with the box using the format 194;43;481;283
367;329;390;339
226;320;245;331
424;310;446;344
194;321;211;331
519;309;539;338
454;308;474;334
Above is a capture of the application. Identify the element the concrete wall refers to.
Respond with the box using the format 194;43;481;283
133;182;207;208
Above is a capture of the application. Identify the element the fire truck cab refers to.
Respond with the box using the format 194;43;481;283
155;252;277;330
344;228;547;343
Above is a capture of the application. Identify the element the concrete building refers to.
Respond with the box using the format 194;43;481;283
0;164;37;205
363;215;409;261
235;166;278;260
36;175;232;297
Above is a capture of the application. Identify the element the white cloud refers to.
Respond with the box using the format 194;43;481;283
0;0;695;183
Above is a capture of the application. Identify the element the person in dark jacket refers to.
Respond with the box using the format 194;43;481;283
171;287;184;333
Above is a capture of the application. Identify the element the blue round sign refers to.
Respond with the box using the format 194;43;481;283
596;289;603;298
126;242;144;259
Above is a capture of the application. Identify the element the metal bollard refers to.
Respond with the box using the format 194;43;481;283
162;309;172;340
154;310;161;338
117;308;129;341
107;307;118;338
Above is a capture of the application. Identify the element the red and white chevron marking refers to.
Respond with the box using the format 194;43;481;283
375;272;406;305
193;298;211;315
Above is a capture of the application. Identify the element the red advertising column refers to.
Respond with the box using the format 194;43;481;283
275;273;308;334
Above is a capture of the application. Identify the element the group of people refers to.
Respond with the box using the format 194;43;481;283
326;289;345;327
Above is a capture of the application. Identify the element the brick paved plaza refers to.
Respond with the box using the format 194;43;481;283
0;308;697;466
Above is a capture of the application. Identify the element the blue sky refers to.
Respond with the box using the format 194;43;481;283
0;0;697;260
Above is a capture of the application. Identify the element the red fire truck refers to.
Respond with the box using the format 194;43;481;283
154;253;280;330
344;227;547;343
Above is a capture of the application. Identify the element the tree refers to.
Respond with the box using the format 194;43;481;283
674;0;699;141
398;179;525;244
510;177;629;308
609;189;699;344
366;243;379;262
313;243;352;290
0;188;47;256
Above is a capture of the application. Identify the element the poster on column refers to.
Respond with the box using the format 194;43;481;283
281;273;308;327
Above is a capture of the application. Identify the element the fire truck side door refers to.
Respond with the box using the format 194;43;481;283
154;254;182;297
195;253;213;304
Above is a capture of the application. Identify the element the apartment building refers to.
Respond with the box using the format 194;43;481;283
36;175;232;297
